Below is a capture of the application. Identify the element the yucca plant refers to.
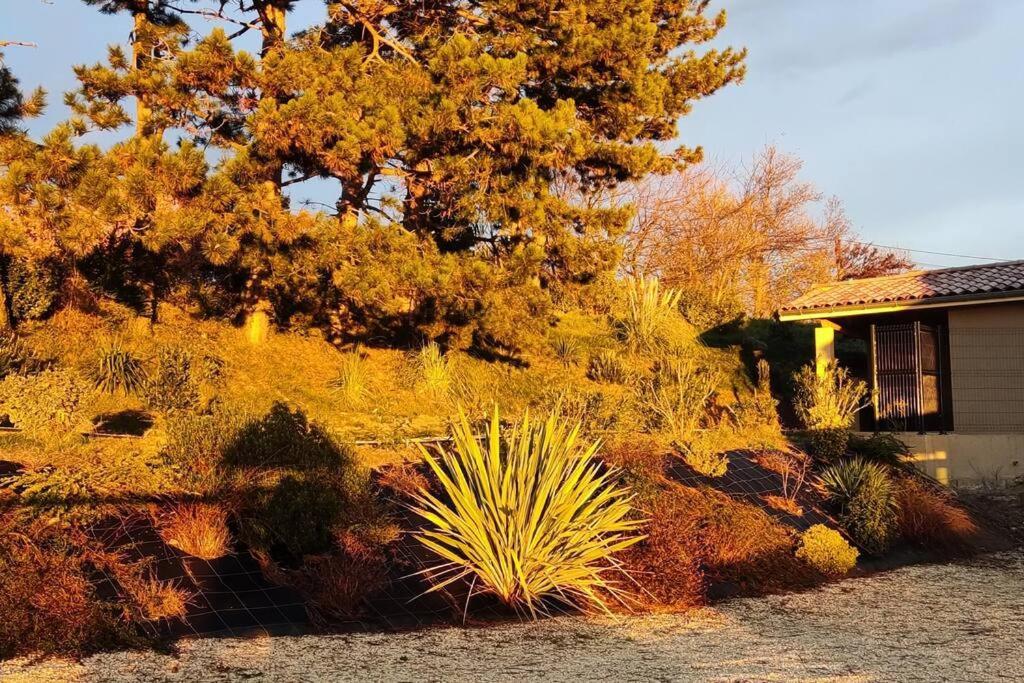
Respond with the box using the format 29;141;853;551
416;342;452;398
409;407;645;617
92;339;147;395
819;457;897;555
552;337;580;367
618;276;682;350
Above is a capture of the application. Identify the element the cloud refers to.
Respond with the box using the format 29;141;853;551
725;0;999;74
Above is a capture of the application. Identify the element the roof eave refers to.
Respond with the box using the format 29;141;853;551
778;290;1024;322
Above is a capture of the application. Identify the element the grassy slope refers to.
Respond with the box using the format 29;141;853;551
0;301;764;475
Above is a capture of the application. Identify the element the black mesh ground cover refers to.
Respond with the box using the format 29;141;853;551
78;448;840;641
86;509;515;640
667;449;837;532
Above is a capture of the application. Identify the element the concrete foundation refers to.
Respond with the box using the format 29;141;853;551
870;432;1024;488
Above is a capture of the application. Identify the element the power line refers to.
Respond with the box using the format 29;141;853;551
801;236;1007;262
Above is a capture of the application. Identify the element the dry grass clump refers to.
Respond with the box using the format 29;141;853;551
796;524;859;576
126;576;191;621
159;503;232;560
414;342;453;398
410;407;645;617
895;477;978;553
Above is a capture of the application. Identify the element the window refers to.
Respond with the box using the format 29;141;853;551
870;322;949;432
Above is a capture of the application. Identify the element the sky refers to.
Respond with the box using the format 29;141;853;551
3;0;1022;268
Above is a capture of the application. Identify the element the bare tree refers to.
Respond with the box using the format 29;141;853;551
622;146;908;326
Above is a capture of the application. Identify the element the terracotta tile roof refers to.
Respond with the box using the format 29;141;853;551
779;260;1024;317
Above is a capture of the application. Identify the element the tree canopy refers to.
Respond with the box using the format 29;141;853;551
1;0;746;347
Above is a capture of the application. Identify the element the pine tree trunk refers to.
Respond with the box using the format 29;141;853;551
243;271;271;345
0;275;12;331
132;11;152;136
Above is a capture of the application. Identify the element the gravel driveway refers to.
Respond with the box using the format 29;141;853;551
4;550;1023;682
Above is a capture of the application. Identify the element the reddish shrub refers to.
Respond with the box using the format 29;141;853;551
0;528;135;659
895;477;978;554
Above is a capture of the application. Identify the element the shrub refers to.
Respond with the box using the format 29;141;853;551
587;349;627;383
634;484;811;594
241;473;347;560
92;339;147;395
641;359;718;445
617;276;682;351
0;527;134;659
895;477;978;553
410;407;644;616
806;427;850;464
291;528;396;622
0;366;90;437
796;524;859;576
0;330;45;379
680;431;729;478
159;503;231;560
223;403;352;471
619;492;706;609
6;256;60;323
161;407;244;494
820;458;897;555
793;361;867;430
142;348;199;412
415;342;452;398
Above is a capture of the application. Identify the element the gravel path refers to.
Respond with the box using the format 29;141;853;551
4;551;1023;682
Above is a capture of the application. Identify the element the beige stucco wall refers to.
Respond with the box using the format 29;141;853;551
884;432;1024;488
948;302;1024;433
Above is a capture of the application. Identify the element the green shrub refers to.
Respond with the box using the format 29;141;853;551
92;339;147;395
142;348;199;412
223;402;352;471
162;407;244;493
0;330;45;379
820;458;897;555
792;361;866;431
806;427;850;463
6;256;60;323
681;431;729;478
0;367;90;437
587;349;627;384
242;473;347;559
796;524;859;576
410;407;644;616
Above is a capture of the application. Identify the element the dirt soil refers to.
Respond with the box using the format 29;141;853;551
4;550;1022;682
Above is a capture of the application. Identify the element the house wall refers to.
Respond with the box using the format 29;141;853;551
885;432;1024;488
947;302;1024;433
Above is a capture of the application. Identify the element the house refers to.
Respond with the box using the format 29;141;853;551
779;260;1024;487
